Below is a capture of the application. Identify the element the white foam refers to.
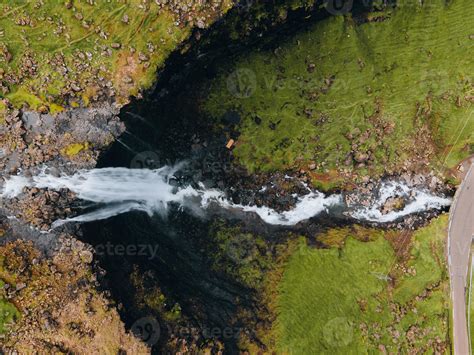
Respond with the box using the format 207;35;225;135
233;192;342;225
2;175;30;198
1;167;451;227
349;182;452;222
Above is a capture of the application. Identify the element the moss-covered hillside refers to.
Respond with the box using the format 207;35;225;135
271;216;450;354
203;0;474;189
0;0;233;113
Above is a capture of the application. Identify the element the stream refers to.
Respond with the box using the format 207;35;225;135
0;3;454;352
2;165;451;227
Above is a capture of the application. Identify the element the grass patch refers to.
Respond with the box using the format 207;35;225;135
0;1;232;109
0;280;19;334
202;0;474;186
273;216;450;354
393;216;448;304
208;221;274;289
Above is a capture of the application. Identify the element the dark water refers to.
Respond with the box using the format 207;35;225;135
79;3;365;352
82;89;251;351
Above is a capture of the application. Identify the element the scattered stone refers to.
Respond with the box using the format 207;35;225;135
354;152;369;163
380;196;406;215
138;52;149;62
15;282;26;291
122;75;133;84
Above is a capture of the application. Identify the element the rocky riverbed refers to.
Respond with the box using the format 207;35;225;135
1;1;471;353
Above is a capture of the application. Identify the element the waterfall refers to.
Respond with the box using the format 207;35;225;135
1;166;452;228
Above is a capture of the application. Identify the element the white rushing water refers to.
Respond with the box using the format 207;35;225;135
349;181;452;223
1;166;452;228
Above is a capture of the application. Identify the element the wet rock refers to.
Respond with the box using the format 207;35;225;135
138;52;149;62
16;283;26;291
380;196;405;215
222;111;241;125
354;152;369;163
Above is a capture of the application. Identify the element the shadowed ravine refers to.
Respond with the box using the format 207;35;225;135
1;0;471;353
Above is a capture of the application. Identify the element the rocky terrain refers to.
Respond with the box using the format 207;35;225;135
0;0;471;353
0;231;148;353
0;0;236;352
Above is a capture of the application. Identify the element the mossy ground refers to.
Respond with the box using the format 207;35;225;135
0;281;19;334
272;216;450;353
208;221;275;289
0;239;148;353
0;1;232;111
203;0;474;188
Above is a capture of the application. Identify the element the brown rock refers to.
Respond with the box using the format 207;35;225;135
354;152;369;163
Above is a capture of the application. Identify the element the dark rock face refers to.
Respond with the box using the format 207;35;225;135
0;104;124;175
0;104;125;229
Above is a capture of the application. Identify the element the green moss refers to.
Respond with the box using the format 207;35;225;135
48;103;64;115
209;221;273;289
393;216;448;304
6;88;43;110
0;1;231;107
0;277;19;334
0;294;19;334
129;267;183;323
274;216;450;354
317;225;381;248
202;0;474;185
62;142;89;157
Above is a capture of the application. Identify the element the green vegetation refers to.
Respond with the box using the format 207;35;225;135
203;0;474;187
393;215;448;304
0;255;20;334
0;1;232;110
62;142;89;157
273;216;450;354
0;280;19;334
209;221;274;289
